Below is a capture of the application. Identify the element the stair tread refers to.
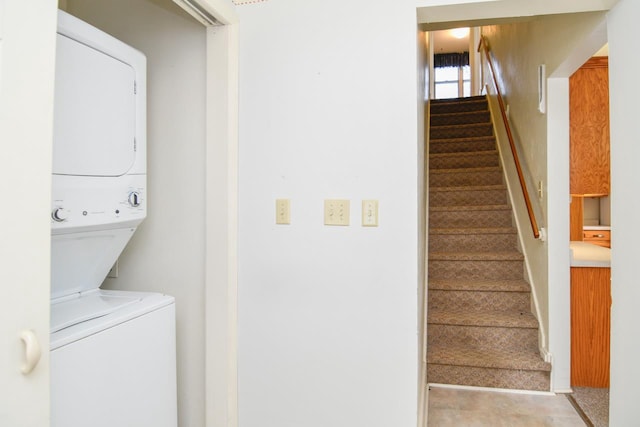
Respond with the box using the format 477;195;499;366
428;309;538;328
430;166;501;174
430;135;495;144
430;150;497;159
430;96;486;104
428;344;551;372
429;251;524;261
429;279;530;292
430;204;511;212
430;227;516;235
431;122;492;129
430;184;506;192
430;111;489;118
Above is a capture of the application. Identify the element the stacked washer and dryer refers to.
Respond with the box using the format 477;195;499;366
50;10;177;427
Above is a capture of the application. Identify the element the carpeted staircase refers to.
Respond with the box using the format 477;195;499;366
426;96;551;391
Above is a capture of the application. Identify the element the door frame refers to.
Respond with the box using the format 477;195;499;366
546;15;608;392
188;1;240;426
0;0;239;425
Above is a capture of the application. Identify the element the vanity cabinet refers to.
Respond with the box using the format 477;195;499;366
569;57;610;196
571;266;611;387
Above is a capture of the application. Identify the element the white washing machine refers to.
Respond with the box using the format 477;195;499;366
50;10;177;427
50;289;176;427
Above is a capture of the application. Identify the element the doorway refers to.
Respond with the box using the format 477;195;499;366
567;45;611;427
55;1;238;425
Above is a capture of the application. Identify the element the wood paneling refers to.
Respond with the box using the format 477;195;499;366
570;57;610;196
571;267;611;387
570;197;583;241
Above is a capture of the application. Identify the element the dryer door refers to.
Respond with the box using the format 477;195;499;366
53;33;136;177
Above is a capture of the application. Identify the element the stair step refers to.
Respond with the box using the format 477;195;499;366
428;345;551;372
428;308;538;328
429;228;518;252
428;288;530;312
428;324;539;351
430;167;503;187
430;185;508;207
430;97;488;114
430;151;499;169
430;227;515;235
430;137;497;154
430;204;511;212
427;364;550;391
427;345;551;391
429;279;530;293
431;96;487;104
430;122;493;139
429;251;523;261
430;110;491;126
429;205;513;228
429;257;524;281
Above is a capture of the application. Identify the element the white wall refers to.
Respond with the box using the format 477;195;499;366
63;1;207;425
236;1;419;425
607;0;640;423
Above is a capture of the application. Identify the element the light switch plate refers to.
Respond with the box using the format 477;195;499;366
324;199;350;226
362;200;378;227
276;199;290;224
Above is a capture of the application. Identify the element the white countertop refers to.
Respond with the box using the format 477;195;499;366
583;225;611;231
570;241;611;267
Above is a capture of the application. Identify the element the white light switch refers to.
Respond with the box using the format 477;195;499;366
362;200;378;227
276;199;290;224
324;199;350;226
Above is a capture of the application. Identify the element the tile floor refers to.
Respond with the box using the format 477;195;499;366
427;386;586;426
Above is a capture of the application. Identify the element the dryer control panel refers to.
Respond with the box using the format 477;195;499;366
51;174;146;234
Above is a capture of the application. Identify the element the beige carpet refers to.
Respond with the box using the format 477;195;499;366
567;387;609;427
426;96;550;391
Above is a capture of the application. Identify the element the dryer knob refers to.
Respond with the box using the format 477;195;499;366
128;192;141;207
52;208;68;222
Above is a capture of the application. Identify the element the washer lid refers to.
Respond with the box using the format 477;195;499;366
53;33;136;177
51;290;141;334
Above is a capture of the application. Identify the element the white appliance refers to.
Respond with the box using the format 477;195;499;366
50;10;177;427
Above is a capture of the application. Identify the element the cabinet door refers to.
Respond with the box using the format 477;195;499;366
0;1;56;425
570;267;611;387
569;57;610;195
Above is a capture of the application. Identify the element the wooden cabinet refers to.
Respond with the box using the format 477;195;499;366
571;267;611;387
583;229;611;248
570;57;610;196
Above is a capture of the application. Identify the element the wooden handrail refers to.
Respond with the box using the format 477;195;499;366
478;36;540;239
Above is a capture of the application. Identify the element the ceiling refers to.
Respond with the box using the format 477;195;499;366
417;0;619;28
432;28;470;54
